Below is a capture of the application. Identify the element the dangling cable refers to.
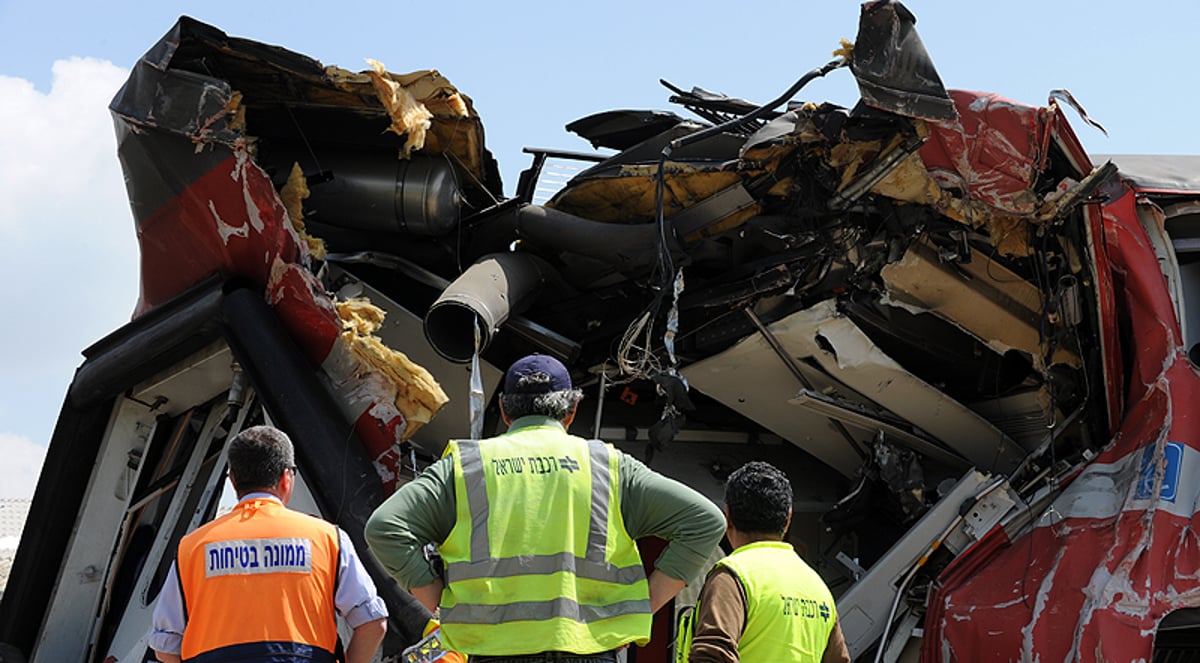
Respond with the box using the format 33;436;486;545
469;316;485;439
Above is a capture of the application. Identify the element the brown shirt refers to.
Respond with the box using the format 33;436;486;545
688;567;851;663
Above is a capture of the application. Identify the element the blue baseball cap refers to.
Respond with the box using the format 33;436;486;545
504;354;572;394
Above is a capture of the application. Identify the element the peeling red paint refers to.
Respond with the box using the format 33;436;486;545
925;181;1200;662
920;91;1045;216
135;146;413;494
261;243;412;495
132;152;305;316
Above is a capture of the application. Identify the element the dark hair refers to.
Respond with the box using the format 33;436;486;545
500;371;583;421
227;425;295;494
724;461;793;535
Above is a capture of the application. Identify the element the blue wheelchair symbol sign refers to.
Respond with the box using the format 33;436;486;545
1136;441;1183;503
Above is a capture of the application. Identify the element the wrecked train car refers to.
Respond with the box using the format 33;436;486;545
2;1;1199;661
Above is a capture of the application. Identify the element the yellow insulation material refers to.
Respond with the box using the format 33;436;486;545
323;64;484;180
226;91;247;132
279;163;327;260
365;59;434;157
335;298;449;433
383;69;470;118
833;38;854;62
325;65;469;117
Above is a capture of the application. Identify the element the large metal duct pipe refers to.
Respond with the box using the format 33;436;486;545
512;204;664;272
297;152;462;237
465;204;676;274
424;252;556;363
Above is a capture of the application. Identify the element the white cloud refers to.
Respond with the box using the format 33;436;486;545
0;58;130;238
0;58;140;449
0;433;48;500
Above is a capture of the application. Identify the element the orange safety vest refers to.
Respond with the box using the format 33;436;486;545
176;497;340;662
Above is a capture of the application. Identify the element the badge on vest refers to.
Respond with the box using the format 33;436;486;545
780;594;831;621
403;626;451;663
491;454;580;476
204;537;313;577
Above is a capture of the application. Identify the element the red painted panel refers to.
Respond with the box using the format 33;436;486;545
926;178;1200;662
920;90;1046;215
136;149;412;494
134;153;303;316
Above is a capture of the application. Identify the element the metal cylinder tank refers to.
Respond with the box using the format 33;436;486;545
302;152;461;236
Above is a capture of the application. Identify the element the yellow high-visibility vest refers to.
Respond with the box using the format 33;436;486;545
680;541;837;663
438;426;651;655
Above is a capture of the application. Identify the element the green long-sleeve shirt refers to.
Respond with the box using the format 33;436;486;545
365;416;726;590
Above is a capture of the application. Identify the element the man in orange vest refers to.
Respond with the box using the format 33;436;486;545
149;425;388;663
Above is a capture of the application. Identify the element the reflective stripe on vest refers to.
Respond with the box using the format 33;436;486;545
438;430;651;655
176;498;340;661
719;541;837;662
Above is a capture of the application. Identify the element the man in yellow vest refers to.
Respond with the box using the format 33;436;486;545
366;353;726;662
149;425;388;663
683;461;850;663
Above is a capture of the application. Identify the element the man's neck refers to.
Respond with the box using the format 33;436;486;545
728;529;784;550
236;490;283;503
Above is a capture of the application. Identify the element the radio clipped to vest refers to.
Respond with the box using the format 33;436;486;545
404;620;465;663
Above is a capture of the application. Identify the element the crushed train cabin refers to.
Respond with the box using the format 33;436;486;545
2;2;1199;662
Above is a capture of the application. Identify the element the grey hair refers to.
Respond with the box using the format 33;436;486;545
501;389;584;421
227;425;295;494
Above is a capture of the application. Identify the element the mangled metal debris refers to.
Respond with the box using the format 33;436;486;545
2;2;1199;662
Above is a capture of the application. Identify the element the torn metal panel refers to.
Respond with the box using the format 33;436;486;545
109;17;455;494
836;470;995;658
685;300;1023;476
681;331;870;478
880;237;1081;371
787;389;968;470
1137;200;1188;329
1084;198;1123;436
926;175;1200;662
110;18;499;306
849;0;957;121
772;301;1023;473
566;109;690;151
919;90;1048;216
866;140;1039;256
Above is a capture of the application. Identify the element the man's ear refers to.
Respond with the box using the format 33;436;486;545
499;396;512;426
561;402;579;428
277;466;295;505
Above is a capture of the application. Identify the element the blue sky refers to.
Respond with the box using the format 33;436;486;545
2;0;1198;498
